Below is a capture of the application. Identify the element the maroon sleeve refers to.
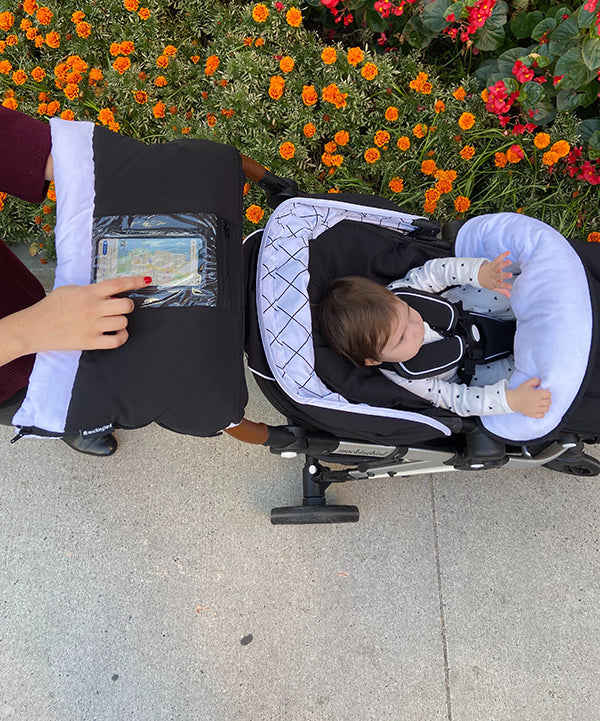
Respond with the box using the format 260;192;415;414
0;107;52;204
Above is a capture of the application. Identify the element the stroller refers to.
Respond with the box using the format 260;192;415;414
236;158;600;524
13;124;600;525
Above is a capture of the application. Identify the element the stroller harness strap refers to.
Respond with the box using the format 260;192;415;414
384;288;515;382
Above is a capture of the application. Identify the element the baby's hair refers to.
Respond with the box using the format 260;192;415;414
318;276;400;366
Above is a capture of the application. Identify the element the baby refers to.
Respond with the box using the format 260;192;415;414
318;252;552;419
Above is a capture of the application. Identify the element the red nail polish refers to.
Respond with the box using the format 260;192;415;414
144;276;152;284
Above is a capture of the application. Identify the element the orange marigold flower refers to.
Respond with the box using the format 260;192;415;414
453;87;466;101
269;76;285;100
124;0;139;10
481;88;489;102
98;108;116;125
434;100;445;114
551;140;570;158
534;132;550;149
221;108;234;118
66;70;82;84
454;196;471;213
113;57;131;74
45;31;60;48
425;188;441;204
423;200;437;214
109;42;121;56
286;7;302;26
364;148;380;164
279;142;295;160
373;130;390;148
246;204;265;223
0;11;14;31
421;159;437;175
71;11;85;23
458;112;475;130
347;47;364;66
164;45;177;57
36;6;53;25
23;0;38;16
155;75;167;87
60;109;75;120
20;18;32;30
46;184;56;201
12;69;27;86
460;145;475;161
389;177;404;193
46;100;60;117
63;83;79;100
121;41;135;55
206;113;217;127
138;8;151;19
321;152;334;167
255;38;265;46
252;4;269;22
435;178;453;194
494;152;507;168
302;85;318;106
330;154;343;167
0;61;12;75
152;102;166;119
409;72;432;94
89;68;103;84
156;55;169;69
280;56;294;73
134;90;148;104
324;141;337;154
506;145;524;163
76;21;91;38
385;106;399;122
322;83;347;109
361;62;378;80
303;123;316;138
2;98;18;110
191;55;200;64
321;47;337;65
181;127;191;134
413;124;427;139
397;136;410;151
205;55;219;76
542;150;559;166
334;130;349;146
587;232;600;243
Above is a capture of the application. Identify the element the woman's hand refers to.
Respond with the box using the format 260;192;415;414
0;275;151;367
478;250;513;297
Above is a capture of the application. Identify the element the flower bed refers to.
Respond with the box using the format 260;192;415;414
0;0;598;260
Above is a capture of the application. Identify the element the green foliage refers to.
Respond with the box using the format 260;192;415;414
0;0;598;259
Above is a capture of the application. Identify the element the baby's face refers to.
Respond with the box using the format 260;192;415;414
366;297;424;366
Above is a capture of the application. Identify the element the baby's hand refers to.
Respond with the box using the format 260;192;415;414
506;378;552;418
478;250;513;297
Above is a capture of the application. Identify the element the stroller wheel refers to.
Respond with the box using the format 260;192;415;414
270;504;360;525
543;451;600;477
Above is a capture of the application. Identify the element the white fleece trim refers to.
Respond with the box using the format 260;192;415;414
456;212;592;442
12;119;95;433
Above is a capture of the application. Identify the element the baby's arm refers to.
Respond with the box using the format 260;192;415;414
388;257;487;294
505;378;552;418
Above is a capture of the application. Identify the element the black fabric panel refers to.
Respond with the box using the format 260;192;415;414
64;129;246;437
92;127;243;223
66;307;246;436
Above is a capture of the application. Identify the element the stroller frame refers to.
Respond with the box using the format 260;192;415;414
228;157;600;524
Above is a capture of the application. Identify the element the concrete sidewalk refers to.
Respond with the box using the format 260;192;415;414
1;254;599;720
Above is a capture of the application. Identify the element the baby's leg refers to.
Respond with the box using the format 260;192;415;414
471;355;514;386
442;285;514;320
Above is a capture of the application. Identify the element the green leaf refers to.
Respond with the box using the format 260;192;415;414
556;89;581;112
580;80;600;107
524;96;556;126
531;17;556;41
510;10;544;40
578;4;597;29
474;58;499;87
444;2;463;20
421;0;453;33
521;79;543;104
365;5;388;33
555;47;596;90
497;46;529;76
588;131;600;159
403;16;435;48
546;5;572;21
582;37;600;71
548;15;581;55
577;118;600;143
472;0;508;51
502;77;520;94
